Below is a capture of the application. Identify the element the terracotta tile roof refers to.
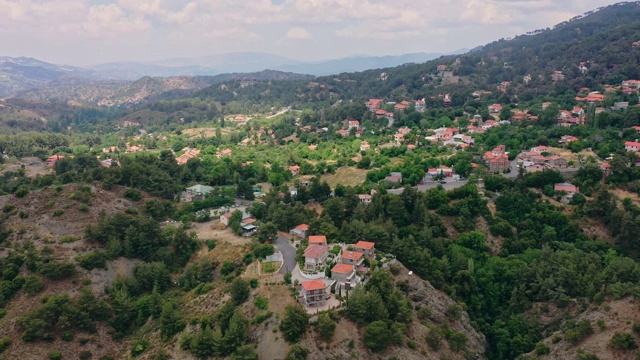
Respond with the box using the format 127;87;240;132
301;279;326;291
355;241;375;249
331;263;354;274
308;235;327;244
342;251;364;261
296;224;309;230
304;244;328;259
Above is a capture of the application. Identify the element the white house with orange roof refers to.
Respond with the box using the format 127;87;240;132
290;224;309;238
341;250;364;267
304;244;329;272
360;141;370;151
354;241;375;258
358;194;372;204
289;165;301;176
308;235;328;246
300;280;329;307
625;141;640;152
348;120;360;130
331;263;357;290
554;182;579;203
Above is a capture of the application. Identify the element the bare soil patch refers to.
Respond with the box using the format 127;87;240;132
321;166;369;188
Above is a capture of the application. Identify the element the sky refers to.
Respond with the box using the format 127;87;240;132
0;0;627;67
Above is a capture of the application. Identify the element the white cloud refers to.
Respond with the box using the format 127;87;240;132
0;0;628;65
286;27;312;40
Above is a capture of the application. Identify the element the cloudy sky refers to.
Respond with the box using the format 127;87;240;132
0;0;626;66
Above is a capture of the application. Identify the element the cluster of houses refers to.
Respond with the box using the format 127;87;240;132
177;148;200;165
518;146;569;172
298;237;377;308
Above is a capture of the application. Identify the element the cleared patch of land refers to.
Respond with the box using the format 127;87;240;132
321;166;369;188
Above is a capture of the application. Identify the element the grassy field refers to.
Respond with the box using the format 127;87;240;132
321;166;369;188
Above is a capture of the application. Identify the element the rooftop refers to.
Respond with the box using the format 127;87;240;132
355;241;375;249
301;279;327;292
331;263;355;274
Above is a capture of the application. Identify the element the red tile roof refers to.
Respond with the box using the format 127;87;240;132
342;251;363;261
331;263;354;274
304;244;328;259
301;280;326;291
308;235;327;244
295;224;309;230
355;241;375;249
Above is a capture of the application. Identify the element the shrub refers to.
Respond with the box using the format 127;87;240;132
426;328;443;350
535;342;550;355
249;278;258;288
633;322;640;334
230;278;250;305
131;339;151;357
284;272;292;284
445;304;462;321
53;210;64;217
38;261;77;280
609;332;638;350
206;240;216;250
254;296;269;310
49;352;63;360
251;312;273;325
19;211;29;218
285;345;309;360
318;314;336;340
364;321;391;352
2;204;14;213
76;250;108;270
280;306;309;343
79;351;92;360
220;261;236;276
62;331;74;342
124;188;143;202
0;336;11;353
23;275;45;295
15;188;29;198
417;306;432;320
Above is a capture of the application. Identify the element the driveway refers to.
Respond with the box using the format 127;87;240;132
275;234;297;274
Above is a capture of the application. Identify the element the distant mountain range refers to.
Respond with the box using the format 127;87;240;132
91;51;468;79
0;51;469;99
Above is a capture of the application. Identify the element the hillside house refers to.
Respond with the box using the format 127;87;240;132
548;156;568;168
415;98;426;112
542;102;552;110
300;280;329;307
488;104;503;114
102;146;119;153
289;165;300;176
216;149;233;158
354;241;375;258
575;92;605;103
439;165;454;177
290;224;309;238
483;145;510;173
360;141;370;151
308;235;328;246
622;80;640;89
342;251;364;267
177;148;201;165
308;144;317;151
304;244;329;272
625;141;640;152
385;172;403;184
240;138;251;147
551;71;565;81
633;41;639;48
358;194;372;204
220;212;232;227
46;155;68;167
398;126;411;135
394;133;406;144
183;184;214;202
531;146;548;154
555;182;579;203
348;120;360;130
331;263;356;291
336;129;349;137
366;98;383;111
560;135;579;144
631;126;640;135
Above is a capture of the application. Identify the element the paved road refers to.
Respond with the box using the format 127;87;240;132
275;235;297;274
